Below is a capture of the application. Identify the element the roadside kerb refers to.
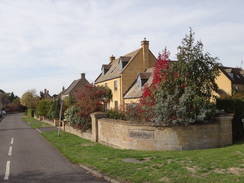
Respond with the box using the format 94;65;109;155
79;164;120;183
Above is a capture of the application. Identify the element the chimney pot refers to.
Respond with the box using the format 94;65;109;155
81;73;85;79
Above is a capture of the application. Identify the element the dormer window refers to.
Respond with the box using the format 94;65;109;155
228;72;234;79
101;64;111;76
119;56;130;70
137;73;151;90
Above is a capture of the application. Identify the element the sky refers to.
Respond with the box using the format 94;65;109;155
0;0;243;97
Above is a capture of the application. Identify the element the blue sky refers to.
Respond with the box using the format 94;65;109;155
1;0;243;97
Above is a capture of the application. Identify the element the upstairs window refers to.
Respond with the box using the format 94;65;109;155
114;80;118;91
114;100;118;110
119;57;130;70
101;65;111;75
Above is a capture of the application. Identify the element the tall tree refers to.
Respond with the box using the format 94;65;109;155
144;28;220;126
20;89;39;109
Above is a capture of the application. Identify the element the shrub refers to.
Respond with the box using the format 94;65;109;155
27;108;34;117
216;98;244;141
216;98;235;113
47;98;60;120
64;105;91;131
36;99;51;117
106;109;126;120
141;29;220;126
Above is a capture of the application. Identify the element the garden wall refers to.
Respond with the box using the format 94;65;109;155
91;113;233;151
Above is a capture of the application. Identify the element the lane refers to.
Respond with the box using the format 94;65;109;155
0;113;108;183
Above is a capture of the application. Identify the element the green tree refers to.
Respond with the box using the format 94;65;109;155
152;29;220;126
20;89;39;109
47;98;60;120
36;99;51;117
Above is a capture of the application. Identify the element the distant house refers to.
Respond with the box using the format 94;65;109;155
61;73;90;100
95;39;157;110
40;89;52;100
216;66;244;97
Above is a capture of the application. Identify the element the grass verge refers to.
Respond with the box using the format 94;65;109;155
22;116;52;128
41;130;244;183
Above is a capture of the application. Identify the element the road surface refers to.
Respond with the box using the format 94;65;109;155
0;113;109;183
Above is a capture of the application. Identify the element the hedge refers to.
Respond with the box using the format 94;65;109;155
216;98;244;141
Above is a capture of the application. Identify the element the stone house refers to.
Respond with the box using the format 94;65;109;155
40;89;52;100
95;39;157;110
124;65;244;108
216;66;244;97
123;68;153;108
61;73;90;100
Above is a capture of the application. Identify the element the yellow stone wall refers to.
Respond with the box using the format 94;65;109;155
121;50;156;110
94;115;233;151
97;78;122;110
215;70;232;97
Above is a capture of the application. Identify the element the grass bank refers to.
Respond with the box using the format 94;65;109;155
22;116;52;128
41;130;244;183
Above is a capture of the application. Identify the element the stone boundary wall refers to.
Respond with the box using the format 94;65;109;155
62;123;93;141
36;116;93;141
36;114;233;151
93;114;233;151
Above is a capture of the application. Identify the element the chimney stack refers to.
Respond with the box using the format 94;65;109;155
81;73;85;79
141;38;150;71
110;55;115;63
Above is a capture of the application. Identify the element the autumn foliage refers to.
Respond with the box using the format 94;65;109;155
64;83;112;131
140;48;170;119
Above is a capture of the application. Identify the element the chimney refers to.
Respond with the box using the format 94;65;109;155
141;38;150;71
44;89;47;93
110;55;115;63
62;86;65;91
81;73;85;79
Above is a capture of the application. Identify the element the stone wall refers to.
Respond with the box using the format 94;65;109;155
93;114;233;151
62;123;93;141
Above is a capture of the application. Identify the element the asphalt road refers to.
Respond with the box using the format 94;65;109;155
0;113;109;183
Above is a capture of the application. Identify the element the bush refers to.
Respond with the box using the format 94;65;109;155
106;109;126;120
27;108;34;117
47;98;60;120
216;98;244;141
216;98;235;113
64;105;91;131
36;99;51;117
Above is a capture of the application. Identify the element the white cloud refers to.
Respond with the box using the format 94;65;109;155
0;0;244;97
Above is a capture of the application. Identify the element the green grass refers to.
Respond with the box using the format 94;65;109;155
22;116;52;128
41;131;244;183
21;116;39;122
28;122;52;128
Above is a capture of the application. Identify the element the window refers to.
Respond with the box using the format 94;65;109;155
114;80;118;91
114;101;118;110
235;85;239;91
137;77;142;89
228;72;234;79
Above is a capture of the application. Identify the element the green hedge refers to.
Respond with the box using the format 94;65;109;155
216;98;244;141
26;108;34;117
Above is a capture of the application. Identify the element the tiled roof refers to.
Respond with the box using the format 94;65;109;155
220;66;244;84
63;79;80;95
124;68;153;99
95;48;141;83
63;74;89;95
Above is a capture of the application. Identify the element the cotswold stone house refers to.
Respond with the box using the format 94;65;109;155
216;66;244;97
61;73;89;100
95;39;157;110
